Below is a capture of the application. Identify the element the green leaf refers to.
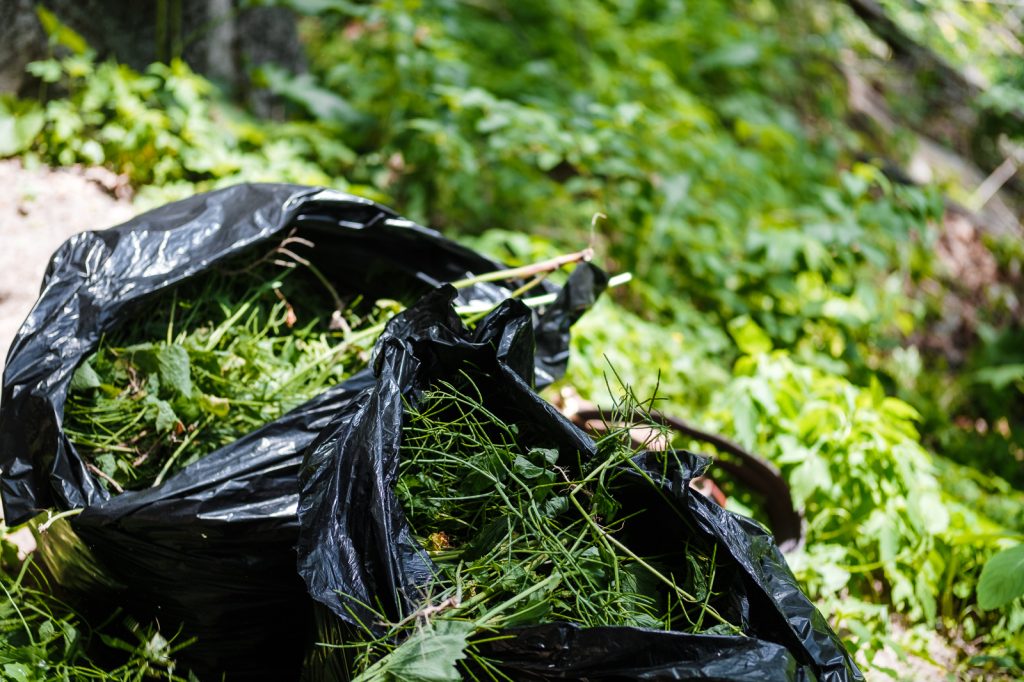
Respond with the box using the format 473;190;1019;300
38;618;56;641
258;64;363;124
2;663;31;682
512;454;547;479
70;361;102;391
696;42;761;71
153;399;179;433
727;315;773;355
157;344;193;397
199;393;230;417
36;6;89;55
789;453;830;502
376;620;474;682
912;491;949;535
977;544;1024;610
95;453;118;478
880;397;921;422
0;106;45;156
25;59;63;83
252;0;368;14
972;364;1024;391
529;447;559;467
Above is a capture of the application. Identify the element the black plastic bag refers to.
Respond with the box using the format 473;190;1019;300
0;184;597;679
297;286;863;681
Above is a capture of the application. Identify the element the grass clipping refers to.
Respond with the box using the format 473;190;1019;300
341;381;744;681
64;253;398;492
62;243;599;493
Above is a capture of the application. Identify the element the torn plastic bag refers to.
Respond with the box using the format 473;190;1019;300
297;285;863;681
0;183;600;679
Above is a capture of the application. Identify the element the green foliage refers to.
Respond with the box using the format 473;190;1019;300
293;0;944;378
0;538;187;681
567;337;1024;673
978;544;1024;611
64;255;394;490
363;620;473;682
345;381;740;680
2;0;1022;676
1;27;372;202
706;352;947;622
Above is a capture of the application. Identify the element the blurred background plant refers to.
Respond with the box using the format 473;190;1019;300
1;0;1022;678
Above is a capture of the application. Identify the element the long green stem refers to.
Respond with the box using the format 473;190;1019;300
152;416;212;487
477;572;561;624
566;488;737;631
37;508;84;533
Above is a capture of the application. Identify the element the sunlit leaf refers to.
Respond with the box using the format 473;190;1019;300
978;544;1024;610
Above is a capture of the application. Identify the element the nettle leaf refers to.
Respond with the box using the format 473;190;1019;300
70;360;102;391
378;620;474;682
512;454;547;479
157;344;193;397
978;544;1024;610
153;399;180;433
529;447;559;467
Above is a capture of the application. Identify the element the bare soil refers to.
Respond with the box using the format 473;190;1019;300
0;159;134;371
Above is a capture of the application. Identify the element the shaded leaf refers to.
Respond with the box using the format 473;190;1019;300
153;399;179;433
70;361;101;391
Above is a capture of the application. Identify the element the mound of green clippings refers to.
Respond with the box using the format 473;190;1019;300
344;382;742;681
65;257;399;492
64;244;601;493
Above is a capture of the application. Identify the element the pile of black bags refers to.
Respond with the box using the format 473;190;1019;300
0;184;861;681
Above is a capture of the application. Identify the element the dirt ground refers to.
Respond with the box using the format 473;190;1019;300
0;159;134;371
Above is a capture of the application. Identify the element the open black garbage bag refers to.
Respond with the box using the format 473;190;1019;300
297;286;863;681
0;183;599;680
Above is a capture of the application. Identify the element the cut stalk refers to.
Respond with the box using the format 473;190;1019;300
449;248;594;290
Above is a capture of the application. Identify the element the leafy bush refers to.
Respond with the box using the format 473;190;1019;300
0;15;375;206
